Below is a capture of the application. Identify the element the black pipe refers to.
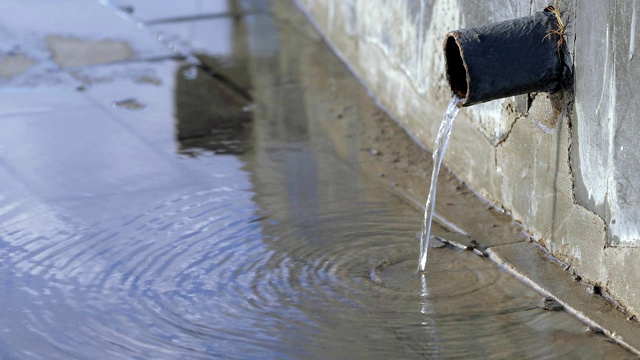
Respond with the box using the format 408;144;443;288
443;8;563;107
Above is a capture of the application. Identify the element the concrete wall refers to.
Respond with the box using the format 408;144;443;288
295;0;640;316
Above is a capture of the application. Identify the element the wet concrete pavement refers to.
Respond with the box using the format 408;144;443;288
0;0;637;358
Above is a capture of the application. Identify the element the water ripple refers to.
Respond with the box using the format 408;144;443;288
0;179;631;359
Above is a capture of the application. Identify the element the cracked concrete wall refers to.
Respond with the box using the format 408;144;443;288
295;0;640;316
573;1;640;248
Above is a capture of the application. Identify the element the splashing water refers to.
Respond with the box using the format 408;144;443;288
418;95;462;272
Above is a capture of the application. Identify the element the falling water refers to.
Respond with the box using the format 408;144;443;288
418;95;462;272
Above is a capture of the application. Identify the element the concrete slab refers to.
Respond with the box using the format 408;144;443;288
70;59;251;157
0;165;44;226
0;58;79;88
0;108;190;201
0;88;92;118
487;242;640;355
0;0;172;67
69;60;179;148
0;27;79;88
0;53;36;79
46;36;135;68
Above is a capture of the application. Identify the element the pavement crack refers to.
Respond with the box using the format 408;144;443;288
493;114;520;148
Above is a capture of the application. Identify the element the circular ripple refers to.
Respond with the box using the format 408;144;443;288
0;186;627;359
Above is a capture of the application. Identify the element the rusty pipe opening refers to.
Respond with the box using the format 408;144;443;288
443;9;564;107
444;35;468;100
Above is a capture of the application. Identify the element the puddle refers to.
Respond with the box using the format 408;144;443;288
0;1;634;359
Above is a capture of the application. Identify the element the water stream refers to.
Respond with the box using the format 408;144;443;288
418;96;462;272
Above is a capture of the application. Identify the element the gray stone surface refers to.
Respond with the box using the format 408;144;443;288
296;0;640;321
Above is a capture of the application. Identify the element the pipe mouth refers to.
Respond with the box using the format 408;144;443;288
444;34;468;101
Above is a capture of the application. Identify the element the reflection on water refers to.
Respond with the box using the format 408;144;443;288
175;64;252;156
0;0;633;359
